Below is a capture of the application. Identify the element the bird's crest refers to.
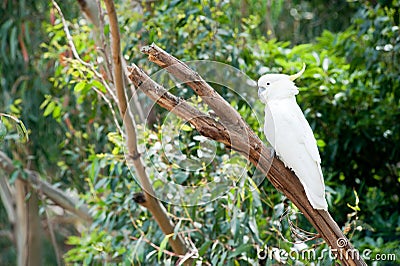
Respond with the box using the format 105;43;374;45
289;63;306;81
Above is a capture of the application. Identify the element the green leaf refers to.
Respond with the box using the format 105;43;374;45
353;190;360;206
228;244;253;259
180;124;193;132
9;104;20;114
103;24;110;36
9;170;19;184
14;98;22;105
52;105;61;119
317;139;326;148
173;220;182;240
347;203;360;212
39;95;52;110
43;101;55;117
91;80;106;93
66;236;82;245
16;119;29;143
198;240;212;256
74;82;87;92
10;26;17;60
158;235;170;261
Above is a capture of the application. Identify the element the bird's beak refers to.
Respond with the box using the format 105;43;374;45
289;63;306;81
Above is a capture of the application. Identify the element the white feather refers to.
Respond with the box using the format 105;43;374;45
258;73;328;210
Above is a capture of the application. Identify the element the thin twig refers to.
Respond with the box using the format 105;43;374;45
92;86;123;135
51;0;118;106
95;0;113;81
122;59;146;122
130;235;184;258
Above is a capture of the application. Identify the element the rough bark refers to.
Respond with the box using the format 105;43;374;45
127;44;367;265
15;179;42;266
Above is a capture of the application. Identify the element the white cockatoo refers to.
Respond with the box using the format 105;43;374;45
257;64;328;210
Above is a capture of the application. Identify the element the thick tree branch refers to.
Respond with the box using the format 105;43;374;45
103;0;190;258
128;46;367;265
141;44;247;133
0;152;92;223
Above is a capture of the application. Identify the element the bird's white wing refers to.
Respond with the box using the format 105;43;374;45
264;100;327;210
294;105;321;163
265;101;320;158
292;104;327;209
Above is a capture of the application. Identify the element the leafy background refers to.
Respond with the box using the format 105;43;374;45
0;0;399;264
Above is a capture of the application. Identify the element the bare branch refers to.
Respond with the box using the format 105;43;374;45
130;235;184;259
0;152;92;223
141;43;247;132
92;86;124;137
127;65;238;146
122;59;146;122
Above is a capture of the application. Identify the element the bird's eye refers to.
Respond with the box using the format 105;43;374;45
266;82;270;85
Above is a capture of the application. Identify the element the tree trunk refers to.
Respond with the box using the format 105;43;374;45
15;179;42;266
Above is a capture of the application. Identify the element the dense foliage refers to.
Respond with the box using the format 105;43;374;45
1;0;399;264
